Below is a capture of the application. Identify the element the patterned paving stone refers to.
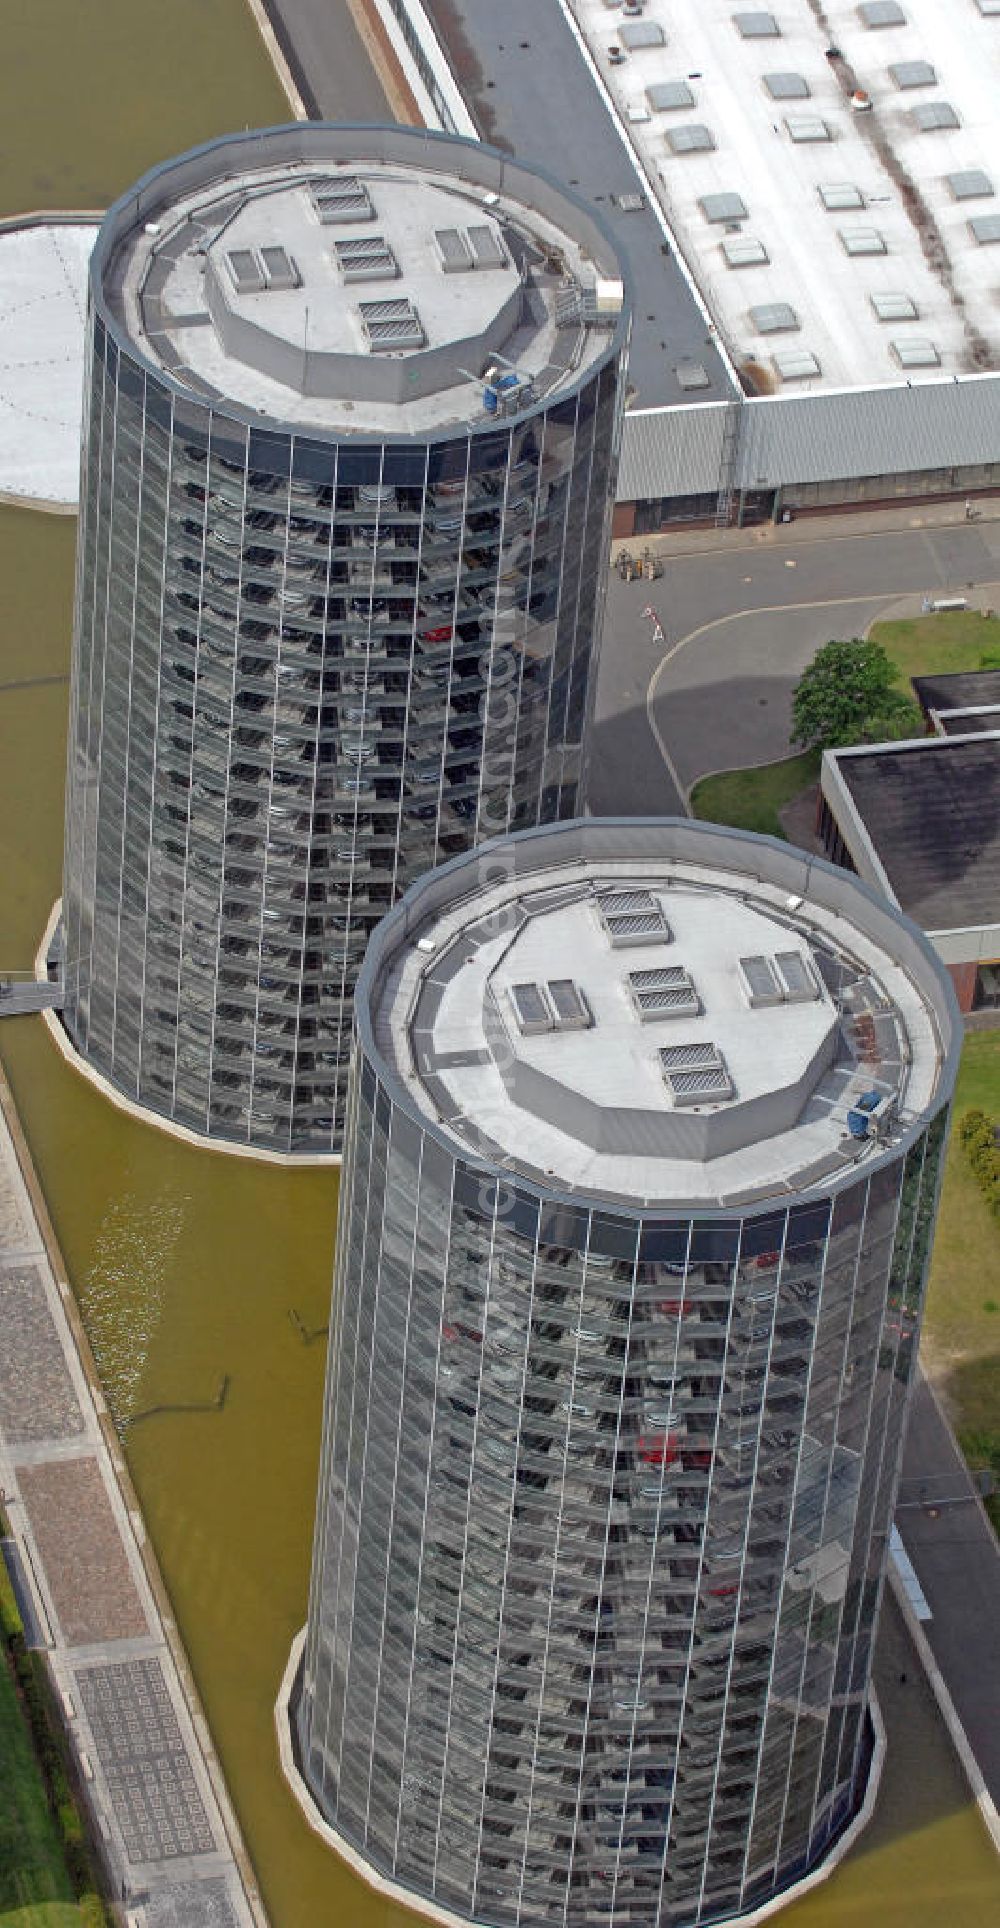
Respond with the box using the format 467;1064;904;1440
75;1658;216;1864
145;1878;241;1928
17;1458;147;1645
0;1262;83;1442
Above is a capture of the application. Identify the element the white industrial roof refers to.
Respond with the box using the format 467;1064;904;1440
580;0;1000;390
0;223;94;505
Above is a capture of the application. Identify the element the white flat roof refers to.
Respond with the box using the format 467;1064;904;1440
578;0;1000;390
0;223;95;505
382;850;944;1207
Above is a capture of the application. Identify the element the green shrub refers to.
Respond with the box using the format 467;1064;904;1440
78;1894;109;1928
958;1106;1000;1218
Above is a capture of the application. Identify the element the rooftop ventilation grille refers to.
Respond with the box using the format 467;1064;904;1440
311;176;374;224
733;12;780;37
870;290;918;321
597;889;671;948
360;297;425;352
508;980;592;1035
433;224;509;273
225;247;300;295
629;967;700;1021
740;952;819;1005
911;102;959;131
335;235;399;282
700;192;748;223
620;20;666;48
660;1042;734;1105
860;0;906;23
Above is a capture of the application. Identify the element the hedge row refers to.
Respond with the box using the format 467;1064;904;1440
0;1557;110;1924
958;1108;1000;1222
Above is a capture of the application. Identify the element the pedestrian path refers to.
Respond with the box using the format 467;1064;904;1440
0;1068;264;1928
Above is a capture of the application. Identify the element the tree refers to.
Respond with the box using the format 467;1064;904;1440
790;638;920;751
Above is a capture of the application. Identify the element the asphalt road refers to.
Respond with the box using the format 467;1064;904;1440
261;0;391;120
590;513;1000;811
896;1372;1000;1805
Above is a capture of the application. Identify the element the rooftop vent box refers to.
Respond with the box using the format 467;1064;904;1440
911;102;959;131
700;192;749;222
890;59;936;88
819;182;865;210
750;301;799;333
359;297;425;352
733;11;780;36
947;170;993;202
615;191;646;210
311;176;375;224
870;290;918;320
629;967;700;1021
859;0;905;23
723;235;769;266
676;360;711;389
739;955;783;1007
785;115;832;143
660;1042;734;1106
509;982;553;1036
772;347;821;380
890;336;940;367
597;888;671;948
226;248;265;294
467;224;508;269
335;235;399;281
646;80;695;111
764;72;810;99
774;951;819;1001
620;20;666;47
969;213;1000;244
839;226;887;255
667;123;716;154
260;245;299;291
434;227;474;273
595;276;626;314
975;0;1000;13
547;980;593;1030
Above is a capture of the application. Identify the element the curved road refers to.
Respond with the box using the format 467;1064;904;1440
589;511;1000;815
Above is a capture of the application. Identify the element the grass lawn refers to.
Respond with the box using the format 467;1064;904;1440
870;609;1000;692
0;1654;79;1924
689;748;820;840
922;1032;1000;1522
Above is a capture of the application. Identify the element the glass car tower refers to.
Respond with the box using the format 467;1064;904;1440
291;817;958;1928
60;124;628;1153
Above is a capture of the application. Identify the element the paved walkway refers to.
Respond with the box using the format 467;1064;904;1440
0;1068;264;1927
895;1370;1000;1812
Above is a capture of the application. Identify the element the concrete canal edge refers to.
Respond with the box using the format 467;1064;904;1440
0;1056;270;1924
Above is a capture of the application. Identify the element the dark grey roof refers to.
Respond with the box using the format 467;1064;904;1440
833;737;1000;929
912;669;1000;715
935;707;1000;736
421;0;736;407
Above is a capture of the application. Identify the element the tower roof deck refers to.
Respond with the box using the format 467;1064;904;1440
364;820;957;1211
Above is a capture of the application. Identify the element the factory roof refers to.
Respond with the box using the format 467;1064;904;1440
362;820;955;1211
822;733;1000;930
98;124;627;436
911;667;1000;715
578;0;1000;391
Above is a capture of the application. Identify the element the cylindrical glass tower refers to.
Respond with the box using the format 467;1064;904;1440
60;125;628;1153
292;818;958;1928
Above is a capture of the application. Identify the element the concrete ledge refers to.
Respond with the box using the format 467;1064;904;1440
276;1628;886;1928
